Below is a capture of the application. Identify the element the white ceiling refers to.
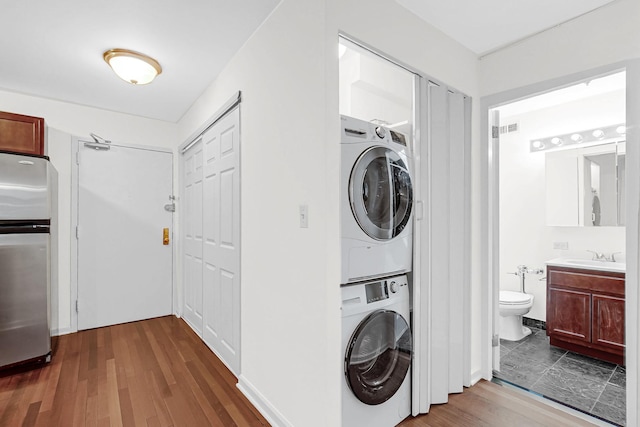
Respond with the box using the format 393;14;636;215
395;0;618;55
0;0;280;122
0;0;620;122
497;71;626;118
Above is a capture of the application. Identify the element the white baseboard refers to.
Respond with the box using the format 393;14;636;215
469;369;484;386
237;375;293;427
51;326;74;336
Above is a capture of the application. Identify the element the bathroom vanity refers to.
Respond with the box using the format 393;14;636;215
546;260;625;365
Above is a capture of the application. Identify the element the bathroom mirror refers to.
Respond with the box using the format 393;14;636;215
545;140;625;226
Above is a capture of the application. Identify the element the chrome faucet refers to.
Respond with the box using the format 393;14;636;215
587;250;621;262
588;250;607;261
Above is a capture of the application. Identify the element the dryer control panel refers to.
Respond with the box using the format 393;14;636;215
365;280;389;303
364;277;408;304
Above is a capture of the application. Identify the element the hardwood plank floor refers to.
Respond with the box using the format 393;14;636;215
0;316;268;427
1;316;598;426
401;380;597;427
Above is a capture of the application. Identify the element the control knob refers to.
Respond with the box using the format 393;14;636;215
389;281;398;293
375;126;386;139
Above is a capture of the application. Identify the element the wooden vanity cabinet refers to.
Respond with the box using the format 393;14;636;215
546;265;625;365
0;111;45;155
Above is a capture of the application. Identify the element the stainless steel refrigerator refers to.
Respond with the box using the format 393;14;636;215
0;150;57;368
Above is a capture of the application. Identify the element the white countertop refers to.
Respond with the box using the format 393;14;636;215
545;258;626;273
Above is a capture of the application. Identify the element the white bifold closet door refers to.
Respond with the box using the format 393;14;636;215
183;141;204;334
413;79;470;414
182;107;241;376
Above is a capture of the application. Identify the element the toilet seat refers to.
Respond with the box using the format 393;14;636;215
500;290;532;305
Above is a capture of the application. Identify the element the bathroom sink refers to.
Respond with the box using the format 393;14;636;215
546;258;626;273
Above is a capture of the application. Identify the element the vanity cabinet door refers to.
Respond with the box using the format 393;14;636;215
592;294;625;351
547;287;591;344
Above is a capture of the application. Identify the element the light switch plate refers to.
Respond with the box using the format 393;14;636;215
299;204;308;228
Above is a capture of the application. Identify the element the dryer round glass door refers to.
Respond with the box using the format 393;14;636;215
345;309;412;405
349;146;413;240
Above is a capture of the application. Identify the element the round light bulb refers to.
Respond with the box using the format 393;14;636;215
616;125;626;135
592;129;605;139
532;140;544;149
551;137;563;146
570;133;583;143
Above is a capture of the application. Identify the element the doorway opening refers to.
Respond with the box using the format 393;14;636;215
490;70;627;426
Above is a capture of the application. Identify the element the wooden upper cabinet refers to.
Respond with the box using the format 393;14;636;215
0;111;45;156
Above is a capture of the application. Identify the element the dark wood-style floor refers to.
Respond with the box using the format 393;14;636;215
1;316;597;426
0;316;268;426
400;380;596;427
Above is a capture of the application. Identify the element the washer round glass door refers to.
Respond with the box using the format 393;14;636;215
345;309;412;405
349;146;413;240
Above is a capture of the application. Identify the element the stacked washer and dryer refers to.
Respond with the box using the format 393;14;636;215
340;115;414;427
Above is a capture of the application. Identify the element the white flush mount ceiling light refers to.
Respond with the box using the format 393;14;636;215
103;49;162;85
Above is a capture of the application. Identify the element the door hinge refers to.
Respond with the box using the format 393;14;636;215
492;334;500;347
75;226;80;239
76;151;80;165
75;300;79;313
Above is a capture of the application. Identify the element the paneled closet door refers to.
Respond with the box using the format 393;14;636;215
182;140;204;335
201;108;241;376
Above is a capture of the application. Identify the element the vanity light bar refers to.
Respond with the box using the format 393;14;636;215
529;123;626;153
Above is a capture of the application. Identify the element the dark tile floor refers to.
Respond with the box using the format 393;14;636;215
494;327;626;426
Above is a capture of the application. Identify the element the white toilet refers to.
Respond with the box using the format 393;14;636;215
499;290;535;341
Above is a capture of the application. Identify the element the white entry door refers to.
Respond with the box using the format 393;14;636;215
182;106;241;375
77;142;173;330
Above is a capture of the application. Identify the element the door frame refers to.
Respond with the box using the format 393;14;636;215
339;33;472;415
480;59;640;426
70;137;175;333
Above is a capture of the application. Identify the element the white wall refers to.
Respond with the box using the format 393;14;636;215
499;90;626;321
0;89;177;334
177;1;334;426
339;46;414;133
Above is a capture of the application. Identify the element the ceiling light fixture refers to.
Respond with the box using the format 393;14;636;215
570;133;583;143
529;123;625;153
103;49;162;85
